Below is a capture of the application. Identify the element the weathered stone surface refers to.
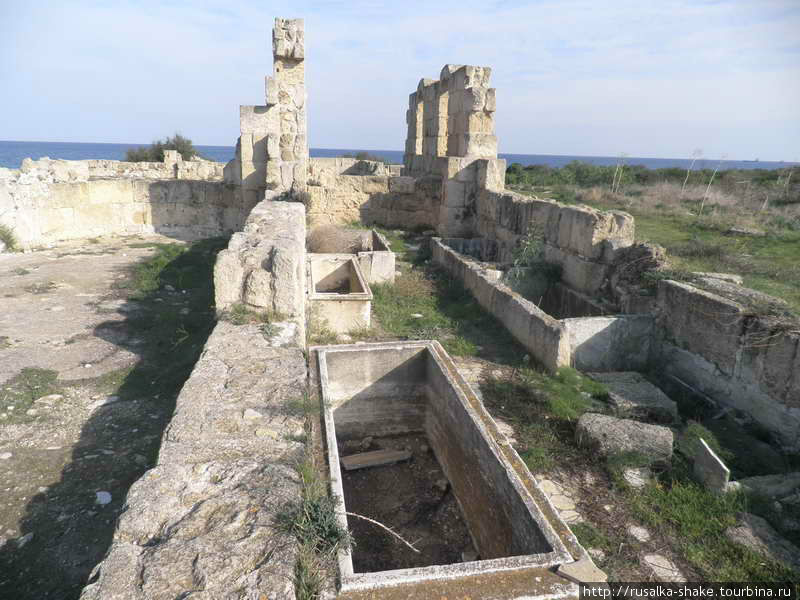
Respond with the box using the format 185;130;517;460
575;413;673;464
693;438;730;494
725;512;800;571
80;320;307;600
737;472;800;499
0;158;241;249
214;200;306;338
642;554;686;582
557;556;608;584
588;371;677;423
564;318;654;374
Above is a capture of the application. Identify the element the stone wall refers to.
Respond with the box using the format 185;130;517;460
432;238;570;372
433;237;661;374
656;279;800;450
0;155;248;249
305;173;439;230
214;199;307;340
79;320;307;600
475;190;635;295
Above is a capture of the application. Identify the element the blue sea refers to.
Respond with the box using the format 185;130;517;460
0;140;795;172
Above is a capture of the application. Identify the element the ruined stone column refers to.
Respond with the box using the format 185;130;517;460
436;65;499;236
269;18;308;192
227;18;308;203
446;65;496;158
403;91;424;173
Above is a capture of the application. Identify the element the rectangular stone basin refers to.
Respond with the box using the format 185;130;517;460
308;255;372;333
315;341;576;595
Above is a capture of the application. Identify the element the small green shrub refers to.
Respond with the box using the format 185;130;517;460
277;459;351;599
0;224;18;251
125;133;200;162
340;151;387;164
677;422;734;462
506;224;562;303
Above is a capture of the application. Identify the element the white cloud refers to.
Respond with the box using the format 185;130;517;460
0;0;797;160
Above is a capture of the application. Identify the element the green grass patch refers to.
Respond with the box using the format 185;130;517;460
371;267;519;360
276;459;351;600
221;303;284;329
285;393;321;418
677;422;734;463
127;243;188;297
481;367;608;472
106;237;228;403
0;367;62;424
629;478;797;581
570;522;615;553
628;211;800;315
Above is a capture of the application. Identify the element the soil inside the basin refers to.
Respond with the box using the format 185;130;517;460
317;281;351;294
339;433;474;573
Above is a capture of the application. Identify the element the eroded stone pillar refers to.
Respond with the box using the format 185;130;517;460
269;18;308;192
230;18;308;199
446;65;496;158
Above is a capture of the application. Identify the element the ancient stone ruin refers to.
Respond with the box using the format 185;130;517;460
0;15;798;600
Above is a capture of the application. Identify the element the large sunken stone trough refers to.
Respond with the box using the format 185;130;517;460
314;341;581;597
308;254;373;333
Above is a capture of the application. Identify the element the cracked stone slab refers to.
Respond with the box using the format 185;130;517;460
642;553;686;582
589;372;678;423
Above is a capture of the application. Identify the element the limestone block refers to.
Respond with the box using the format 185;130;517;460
439;63;463;82
476;159;506;192
443;179;468;208
466;111;494;134
693;438;730;494
361;176;390;194
389;176;415;194
587;371;675;422
725;513;800;571
485;88;496;112
239;105;271;134
550;205;634;260
273;18;305;59
657;280;745;377
576;413;674;464
544;245;608;295
461;133;497;158
449;65;491;92
265;76;278;105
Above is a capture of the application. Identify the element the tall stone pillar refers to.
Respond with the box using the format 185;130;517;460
437;65;499;236
446;66;496;158
227;18;308;202
403;91;424;173
269;18;308;192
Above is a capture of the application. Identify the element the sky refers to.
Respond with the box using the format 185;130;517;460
1;0;798;161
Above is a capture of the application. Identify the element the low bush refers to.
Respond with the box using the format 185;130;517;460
0;223;18;251
125;133;200;162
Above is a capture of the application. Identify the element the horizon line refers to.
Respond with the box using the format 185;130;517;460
0;139;796;165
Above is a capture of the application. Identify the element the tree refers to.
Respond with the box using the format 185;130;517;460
125;133;200;162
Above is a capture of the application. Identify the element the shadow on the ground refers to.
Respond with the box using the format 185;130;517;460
0;236;228;600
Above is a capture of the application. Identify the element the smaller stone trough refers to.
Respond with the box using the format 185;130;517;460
432;238;654;373
308;255;373;333
315;341;580;596
307;227;396;284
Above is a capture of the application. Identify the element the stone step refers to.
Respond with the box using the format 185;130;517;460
588;371;678;423
341;449;412;471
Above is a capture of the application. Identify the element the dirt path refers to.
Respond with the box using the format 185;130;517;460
0;234;224;599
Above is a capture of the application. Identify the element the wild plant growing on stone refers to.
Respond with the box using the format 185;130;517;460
681;148;703;198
